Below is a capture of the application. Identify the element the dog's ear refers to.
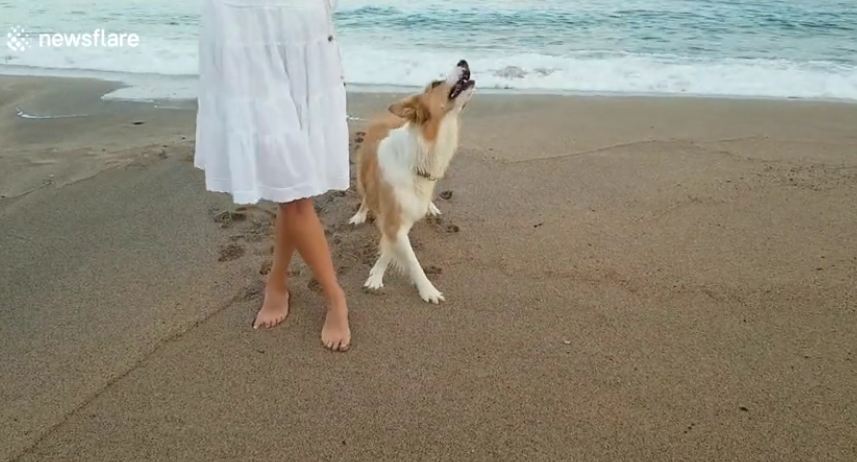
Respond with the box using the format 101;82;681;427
389;96;428;124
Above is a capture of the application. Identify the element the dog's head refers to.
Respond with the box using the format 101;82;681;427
388;60;476;134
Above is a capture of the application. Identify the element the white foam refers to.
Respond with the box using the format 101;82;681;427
2;36;197;76
3;38;856;102
340;46;857;101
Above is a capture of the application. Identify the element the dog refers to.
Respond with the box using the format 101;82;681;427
349;60;476;303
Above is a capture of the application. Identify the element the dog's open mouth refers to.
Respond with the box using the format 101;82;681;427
449;60;476;100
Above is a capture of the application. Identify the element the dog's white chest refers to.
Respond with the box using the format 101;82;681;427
401;180;436;220
377;115;459;222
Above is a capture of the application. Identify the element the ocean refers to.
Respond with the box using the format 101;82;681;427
2;0;856;101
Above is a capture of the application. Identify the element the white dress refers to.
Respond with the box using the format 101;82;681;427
195;0;349;205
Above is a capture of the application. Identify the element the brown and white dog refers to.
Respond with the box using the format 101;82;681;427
349;60;476;303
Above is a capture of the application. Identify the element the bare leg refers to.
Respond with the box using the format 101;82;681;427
254;206;294;329
280;198;351;351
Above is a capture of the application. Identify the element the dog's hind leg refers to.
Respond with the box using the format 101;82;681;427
391;229;444;304
364;235;393;290
349;201;369;225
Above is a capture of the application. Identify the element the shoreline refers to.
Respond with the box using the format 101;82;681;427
2;66;856;106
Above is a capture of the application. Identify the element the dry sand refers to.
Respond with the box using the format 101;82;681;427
1;76;856;461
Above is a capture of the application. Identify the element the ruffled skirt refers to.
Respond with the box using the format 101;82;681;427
195;0;349;204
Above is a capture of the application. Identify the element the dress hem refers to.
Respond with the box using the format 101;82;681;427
197;165;350;205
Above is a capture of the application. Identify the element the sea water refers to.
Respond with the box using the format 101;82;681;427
1;0;856;101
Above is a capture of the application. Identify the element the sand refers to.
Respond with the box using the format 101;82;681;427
1;76;856;461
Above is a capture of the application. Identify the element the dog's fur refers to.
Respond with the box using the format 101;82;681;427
349;61;475;303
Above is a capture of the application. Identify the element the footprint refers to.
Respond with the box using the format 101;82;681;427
445;224;460;233
424;265;443;275
359;245;376;265
218;243;245;262
243;233;266;243
307;278;322;293
439;190;453;200
253;246;272;257
237;283;263;302
213;210;248;227
259;260;272;275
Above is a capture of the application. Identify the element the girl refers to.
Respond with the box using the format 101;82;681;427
195;0;351;351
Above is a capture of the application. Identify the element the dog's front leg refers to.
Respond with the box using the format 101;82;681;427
392;230;444;304
426;201;441;217
364;236;393;290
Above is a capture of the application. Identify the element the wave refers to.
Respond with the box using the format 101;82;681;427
341;47;857;100
3;41;856;101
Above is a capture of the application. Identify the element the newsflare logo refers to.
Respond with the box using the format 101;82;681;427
7;25;30;52
6;25;141;53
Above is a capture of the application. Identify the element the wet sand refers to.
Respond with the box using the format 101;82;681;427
1;76;856;461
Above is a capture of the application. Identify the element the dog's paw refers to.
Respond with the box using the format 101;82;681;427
426;202;442;217
418;284;445;304
349;210;367;226
364;274;384;291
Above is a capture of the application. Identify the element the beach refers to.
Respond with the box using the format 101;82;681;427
2;75;857;460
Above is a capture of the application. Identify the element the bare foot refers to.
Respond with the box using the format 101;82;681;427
253;287;290;329
321;289;351;352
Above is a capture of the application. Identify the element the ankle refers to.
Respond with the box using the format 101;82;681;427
266;275;289;293
324;285;347;310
